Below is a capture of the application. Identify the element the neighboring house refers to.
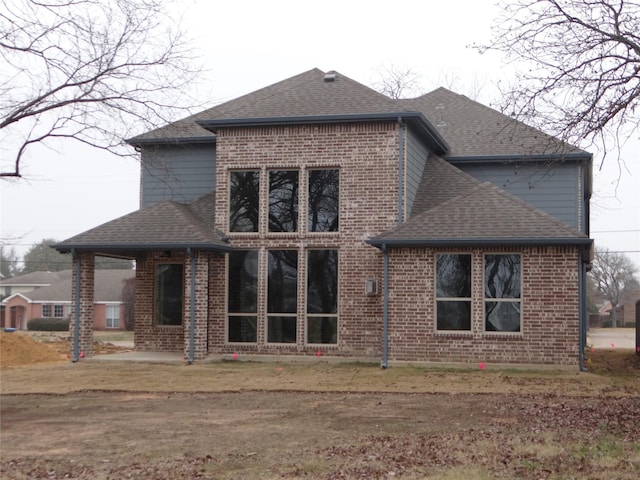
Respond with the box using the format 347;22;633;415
2;270;134;331
1;271;73;328
54;69;593;367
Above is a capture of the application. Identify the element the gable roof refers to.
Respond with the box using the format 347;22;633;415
5;270;134;303
399;88;588;158
0;270;72;286
369;160;591;248
128;68;449;154
53;194;231;256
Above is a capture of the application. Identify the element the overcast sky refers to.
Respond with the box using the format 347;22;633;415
1;0;639;269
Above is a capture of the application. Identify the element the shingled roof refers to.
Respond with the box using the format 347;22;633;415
54;193;230;255
399;88;587;158
128;69;452;152
21;270;134;303
129;68;403;144
129;69;586;160
411;155;480;216
369;158;591;248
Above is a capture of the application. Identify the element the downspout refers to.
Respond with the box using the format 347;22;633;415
187;248;196;365
72;249;81;363
397;117;405;224
381;244;389;369
578;255;588;372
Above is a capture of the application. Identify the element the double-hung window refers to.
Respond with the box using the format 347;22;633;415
484;254;521;332
106;304;120;329
435;254;472;331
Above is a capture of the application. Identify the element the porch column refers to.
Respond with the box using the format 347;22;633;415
70;251;95;359
184;250;209;361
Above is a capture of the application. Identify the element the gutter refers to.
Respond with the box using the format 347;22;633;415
187;248;196;364
446;152;592;164
381;244;389;369
197;112;450;155
578;256;588;372
52;242;234;254
366;238;594;248
72;249;81;363
397;117;404;224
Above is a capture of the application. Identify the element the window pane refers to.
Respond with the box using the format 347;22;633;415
106;305;120;329
436;254;471;298
307;316;337;344
155;264;183;326
269;170;298;232
436;300;471;330
42;305;51;317
268;250;298;314
308;169;339;232
54;305;64;317
486;302;521;332
230;171;259;232
485;255;521;298
307;250;338;314
267;316;297;343
228;315;257;342
228;250;258;313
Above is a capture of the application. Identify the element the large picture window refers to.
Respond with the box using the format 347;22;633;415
267;250;298;343
154;263;183;326
228;250;258;342
308;169;339;232
485;254;521;332
269;170;298;232
229;171;260;232
307;249;338;344
435;254;472;331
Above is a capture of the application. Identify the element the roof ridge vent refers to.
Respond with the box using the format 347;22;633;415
324;72;337;82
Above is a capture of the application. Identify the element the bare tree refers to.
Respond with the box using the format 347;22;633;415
474;0;640;164
372;64;424;99
1;0;202;178
589;248;638;327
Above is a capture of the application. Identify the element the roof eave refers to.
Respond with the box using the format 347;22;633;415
446;152;592;163
366;237;594;248
52;242;233;254
125;135;216;147
197;112;450;155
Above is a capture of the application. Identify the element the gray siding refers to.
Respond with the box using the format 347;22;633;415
404;126;430;219
453;161;580;230
140;143;216;208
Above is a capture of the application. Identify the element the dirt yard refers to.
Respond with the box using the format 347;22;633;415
1;332;639;479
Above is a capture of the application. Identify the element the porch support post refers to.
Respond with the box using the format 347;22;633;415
70;251;95;360
184;250;208;361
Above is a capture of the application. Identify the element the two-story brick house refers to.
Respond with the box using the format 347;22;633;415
54;69;593;367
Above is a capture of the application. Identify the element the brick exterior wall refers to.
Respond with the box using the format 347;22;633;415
125;121;582;367
386;246;580;365
211;123;399;358
70;252;95;358
134;251;185;353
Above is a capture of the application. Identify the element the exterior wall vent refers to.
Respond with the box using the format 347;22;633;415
365;278;378;296
324;72;337;82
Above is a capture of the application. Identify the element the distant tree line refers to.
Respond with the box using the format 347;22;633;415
1;238;132;278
